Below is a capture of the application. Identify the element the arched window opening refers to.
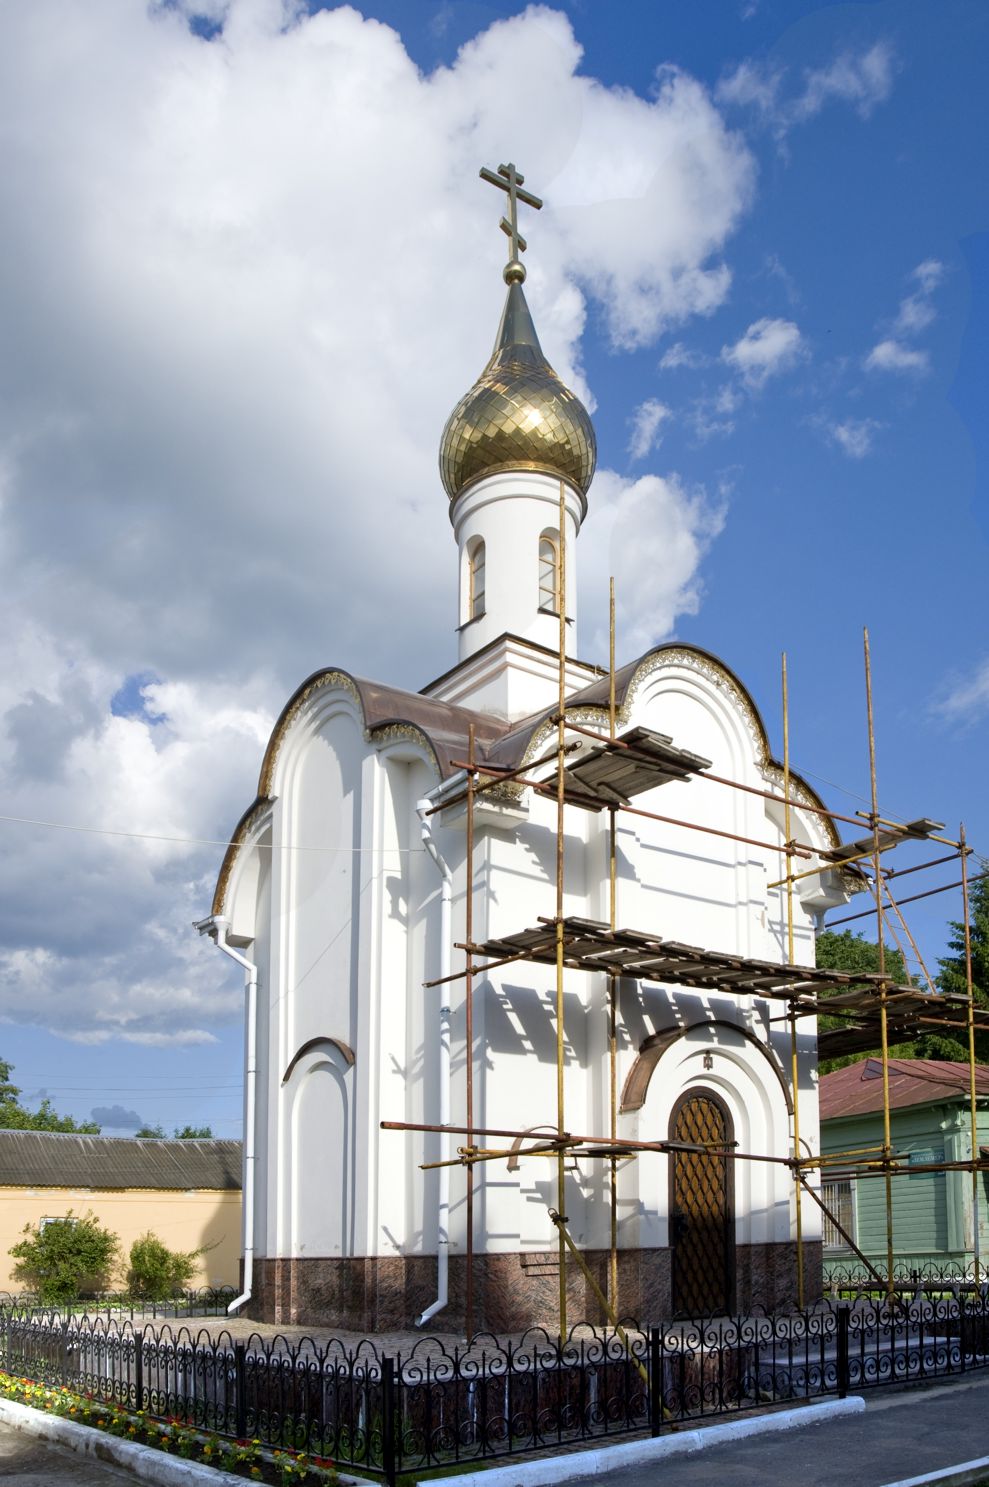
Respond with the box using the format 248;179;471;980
538;532;560;613
467;540;485;621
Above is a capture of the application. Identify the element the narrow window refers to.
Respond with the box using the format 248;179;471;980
821;1179;855;1249
468;540;485;621
538;533;560;613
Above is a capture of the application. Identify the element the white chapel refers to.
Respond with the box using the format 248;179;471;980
200;164;852;1333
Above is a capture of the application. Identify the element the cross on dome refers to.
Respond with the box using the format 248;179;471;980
479;161;542;284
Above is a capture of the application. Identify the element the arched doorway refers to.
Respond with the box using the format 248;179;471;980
669;1088;735;1316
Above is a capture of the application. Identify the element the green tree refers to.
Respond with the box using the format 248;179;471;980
0;1060;100;1134
10;1211;120;1303
135;1124;166;1138
815;929;966;1073
127;1232;201;1301
173;1125;213;1139
937;871;989;1055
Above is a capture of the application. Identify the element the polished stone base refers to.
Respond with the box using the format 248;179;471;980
249;1241;822;1333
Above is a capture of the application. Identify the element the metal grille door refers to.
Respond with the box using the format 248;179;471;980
670;1090;734;1315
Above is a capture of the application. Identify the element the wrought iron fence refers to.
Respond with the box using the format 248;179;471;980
0;1287;237;1320
824;1262;984;1297
3;1291;989;1485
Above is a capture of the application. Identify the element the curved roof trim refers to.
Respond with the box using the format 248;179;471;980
212;667;502;918
512;641;841;851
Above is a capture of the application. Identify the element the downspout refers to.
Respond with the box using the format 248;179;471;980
196;914;257;1317
415;795;452;1328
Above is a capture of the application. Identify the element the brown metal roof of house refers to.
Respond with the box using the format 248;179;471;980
819;1059;989;1122
0;1130;242;1190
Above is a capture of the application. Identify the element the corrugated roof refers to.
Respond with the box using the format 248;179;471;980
0;1130;242;1190
820;1058;989;1122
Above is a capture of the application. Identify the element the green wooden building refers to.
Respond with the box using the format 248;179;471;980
819;1058;989;1279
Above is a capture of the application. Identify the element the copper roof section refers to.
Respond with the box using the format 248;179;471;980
820;1059;989;1122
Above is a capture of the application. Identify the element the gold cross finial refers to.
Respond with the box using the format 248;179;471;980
479;161;543;285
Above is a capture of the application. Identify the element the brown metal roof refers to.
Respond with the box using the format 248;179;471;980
819;1059;989;1122
0;1131;242;1190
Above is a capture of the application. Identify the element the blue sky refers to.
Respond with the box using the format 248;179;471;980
0;0;985;1134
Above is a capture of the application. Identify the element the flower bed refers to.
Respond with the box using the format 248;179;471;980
0;1373;338;1485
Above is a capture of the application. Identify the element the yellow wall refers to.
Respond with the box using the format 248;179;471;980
0;1187;242;1292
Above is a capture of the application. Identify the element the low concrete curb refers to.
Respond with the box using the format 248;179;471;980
0;1395;228;1485
430;1395;867;1487
881;1460;989;1487
0;1396;374;1485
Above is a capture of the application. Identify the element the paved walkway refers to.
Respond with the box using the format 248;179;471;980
0;1417;136;1484
590;1374;989;1487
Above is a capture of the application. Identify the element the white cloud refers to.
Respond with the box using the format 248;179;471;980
864;339;929;373
0;2;754;1044
869;257;943;368
913;258;945;294
581;471;727;657
627;399;672;461
894;295;936;336
660;342;708;371
721;317;805;387
717;41;894;138
933;659;989;726
793;42;895;121
829;417;882;458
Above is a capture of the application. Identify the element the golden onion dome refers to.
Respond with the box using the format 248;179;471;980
439;282;596;508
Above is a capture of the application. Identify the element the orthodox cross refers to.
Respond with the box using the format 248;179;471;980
479;161;542;283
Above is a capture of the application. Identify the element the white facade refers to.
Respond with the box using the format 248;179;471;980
213;637;847;1328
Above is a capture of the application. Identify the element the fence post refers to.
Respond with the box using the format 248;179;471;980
59;1320;69;1388
133;1331;144;1412
381;1356;397;1487
836;1303;849;1400
234;1342;247;1441
648;1326;662;1437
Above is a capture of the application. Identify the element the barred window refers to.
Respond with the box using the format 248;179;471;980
821;1179;855;1249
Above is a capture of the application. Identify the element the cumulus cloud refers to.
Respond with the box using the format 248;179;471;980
0;2;755;1044
581;472;727;656
627;400;672;461
721;317;805;388
866;258;943;372
828;417;882;459
864;340;929;374
933;659;989;726
659;342;708;371
717;41;894;139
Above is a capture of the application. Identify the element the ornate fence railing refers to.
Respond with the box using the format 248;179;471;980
0;1287;238;1320
2;1291;989;1484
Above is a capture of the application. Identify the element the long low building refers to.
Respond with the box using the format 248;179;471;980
0;1129;242;1293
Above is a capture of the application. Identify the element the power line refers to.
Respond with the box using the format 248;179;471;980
0;812;425;853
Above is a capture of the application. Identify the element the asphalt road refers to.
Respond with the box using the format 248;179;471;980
589;1375;989;1487
0;1419;138;1484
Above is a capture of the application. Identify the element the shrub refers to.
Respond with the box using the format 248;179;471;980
127;1232;200;1301
10;1211;120;1302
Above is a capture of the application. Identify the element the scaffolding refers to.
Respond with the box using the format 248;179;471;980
383;477;989;1338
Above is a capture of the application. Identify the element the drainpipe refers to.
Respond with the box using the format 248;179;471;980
196;914;257;1316
415;794;453;1328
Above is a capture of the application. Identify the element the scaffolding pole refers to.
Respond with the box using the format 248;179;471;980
465;724;476;1338
555;478;568;1341
782;652;805;1307
863;627;895;1304
962;824;980;1285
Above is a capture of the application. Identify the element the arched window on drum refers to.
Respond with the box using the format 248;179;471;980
538;531;560;614
464;538;485;623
